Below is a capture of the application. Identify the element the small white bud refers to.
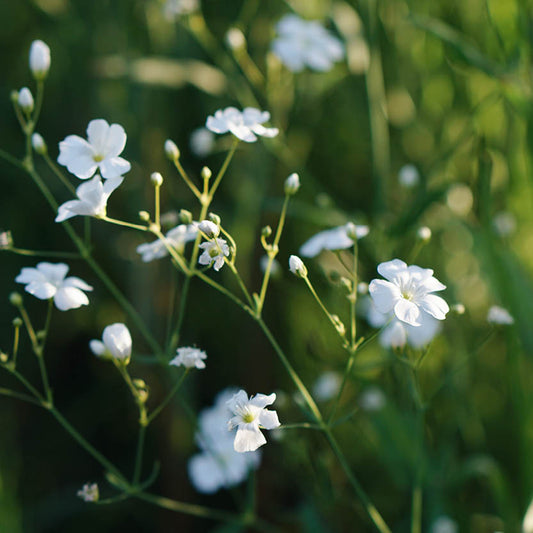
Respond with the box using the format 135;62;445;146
150;172;163;187
398;164;419;188
18;87;34;113
164;139;180;160
139;210;150;222
345;222;369;241
178;209;193;224
0;230;13;249
29;40;51;80
357;282;369;295
199;220;219;238
289;255;307;278
451;303;465;315
201;166;212;181
417;226;432;242
226;28;246;50
284;173;300;195
487;305;514;325
31;133;47;155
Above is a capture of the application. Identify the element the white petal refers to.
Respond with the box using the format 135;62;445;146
188;453;225;494
377;259;408;282
420;294;449;320
405;314;441;348
369;279;401;313
104;124;127;157
25;281;57;300
418;276;447;293
63;276;94;291
37;262;69;282
102;176;124;195
227;390;248;413
380;321;407;349
234;426;266;452
250;124;279;138
102;323;132;359
89;340;106;356
15;267;45;284
54;287;90;310
206;115;230;134
86;119;110;153
99;157;131;179
394;299;421;326
227;123;256;142
58;136;97;179
258;409;280;430
249;393;276;409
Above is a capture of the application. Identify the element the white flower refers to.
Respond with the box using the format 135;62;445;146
29;40;51;79
206;107;278;143
198;238;230;271
77;483;99;503
18;88;34;113
523;497;533;533
169;347;207;369
431;516;458;533
313;371;341;401
55;175;123;222
493;211;516;237
417;226;432;242
163;0;198;20
299;223;369;257
227;390;280;453
58;119;131;180
359;387;386;412
272;15;344;72
284;172;300;195
487;305;514;325
288;255;307;277
198;220;220;238
15;262;93;311
398;164;420;187
189;389;261;494
190;127;215;157
369;259;449;327
137;224;198;263
90;323;132;362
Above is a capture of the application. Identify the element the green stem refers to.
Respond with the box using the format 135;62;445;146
173;159;202;200
17;304;39;353
208;139;239;199
147;369;190;425
227;261;254;307
100;216;149;232
133;424;147;485
279;423;322;431
0;386;41;406
43;153;76;194
8;247;80;259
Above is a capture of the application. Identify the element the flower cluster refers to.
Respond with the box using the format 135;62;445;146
169;346;207;369
206;107;278;143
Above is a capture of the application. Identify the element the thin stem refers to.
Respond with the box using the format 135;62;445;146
0;386;41;406
12;322;21;367
36;300;54;403
147;369;190;425
208;139;239;199
43;153;76;194
32;80;44;128
350;242;359;350
8;247;80;259
194;269;251;314
154;184;161;229
0;148;26;170
17;304;39;353
100;216;149;232
173;159;202;200
279;423;322;431
133;425;147;485
10;368;44;401
227;261;254;308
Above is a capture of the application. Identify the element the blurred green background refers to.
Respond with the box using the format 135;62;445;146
2;0;533;531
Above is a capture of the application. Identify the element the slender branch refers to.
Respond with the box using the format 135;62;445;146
147;369;190;425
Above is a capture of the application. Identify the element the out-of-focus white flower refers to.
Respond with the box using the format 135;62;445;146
493;211;516;237
289;255;307;277
272;15;344;72
18;87;34;113
189;389;261;494
90;323;132;362
398;164;420;187
313;371;341;401
169;347;207;369
198;238;230;271
190;127;215;157
357;282;369;295
163;0;198;20
206;107;278;143
198;220;220;238
451;303;465;315
431;516;458;533
299;223;369;258
226;27;246;50
58;119;131;180
137;224;198;262
29;40;51;79
523;497;533;533
284;173;300;195
487;305;514;325
417;226;432;242
0;230;12;249
15;262;93;311
55;175;123;223
369;259;448;327
359;386;386;412
77;483;99;503
32;133;47;155
260;255;282;278
164;139;180;160
227;390;280;452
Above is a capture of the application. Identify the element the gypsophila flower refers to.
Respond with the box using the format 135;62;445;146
487;305;514;325
369;259;449;327
198;220;220;238
15;262;93;311
163;0;198;20
137;224;198;262
58;119;131;180
299;223;368;258
227;390;280;452
18;87;34;113
190;127;215;157
77;483;99;503
32;133;47;154
29;40;51;79
189;389;261;493
198;238;230;271
206;107;278;143
431;516;458;533
55;175;123;222
289;255;307;277
359;387;386;412
398;164;420;187
313;371;341;401
90;323;132;362
272;15;344;72
169;347;207;369
284;173;300;195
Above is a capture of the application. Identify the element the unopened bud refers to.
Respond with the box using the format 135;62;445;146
226;28;246;50
32;133;47;155
339;277;352;293
208;212;220;225
133;379;149;404
138;210;150;222
9;293;23;307
0;230;13;249
29;40;51;80
199;220;220;238
417;226;432;242
164;139;180;161
178;209;193;224
0;352;8;364
10;91;18;104
284;173;300;195
261;225;272;238
452;303;466;315
12;317;23;328
150;172;163;187
18;87;34;113
357;282;369;295
346;222;369;241
331;315;346;336
201;166;212;181
289;255;307;278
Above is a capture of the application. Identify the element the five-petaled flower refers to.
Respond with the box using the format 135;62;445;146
169;347;207;369
227;390;280;452
58;119;131;180
299;223;369;258
206;107;278;143
77;483;99;503
198;238;230;271
369;259;449;327
89;323;132;362
271;15;344;72
55;175;123;222
15;262;93;311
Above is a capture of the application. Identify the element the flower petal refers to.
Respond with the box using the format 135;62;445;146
234;426;266;453
99;157;131;179
249;393;276;409
258;409;280;430
53;286;89;310
86;119;110;153
380;320;407;349
104;124;127;157
420;294;449;320
394;299;421;326
377;259;408;282
25;281;57;300
58;135;97;179
63;276;94;291
369;279;401;313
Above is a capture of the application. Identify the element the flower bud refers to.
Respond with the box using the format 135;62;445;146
261;225;272;238
12;317;23;328
417;226;432;242
346;222;369;241
398;164;419;188
331;314;346;336
357;282;369;295
452;303;465;315
0;352;8;364
9;292;23;307
150;172;163;187
10;91;18;104
29;40;51;80
201;166;212;181
178;209;193;224
164;139;180;161
18;87;34;113
133;379;149;404
289;255;307;278
284;173;300;195
208;212;221;225
32;133;47;155
0;230;13;250
339;277;352;293
199;220;220;238
226;28;246;50
139;210;150;222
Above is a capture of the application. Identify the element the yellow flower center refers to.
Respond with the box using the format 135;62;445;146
93;154;104;162
242;412;255;423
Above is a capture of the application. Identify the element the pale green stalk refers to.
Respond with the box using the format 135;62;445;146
146;369;190;425
42;153;76;193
